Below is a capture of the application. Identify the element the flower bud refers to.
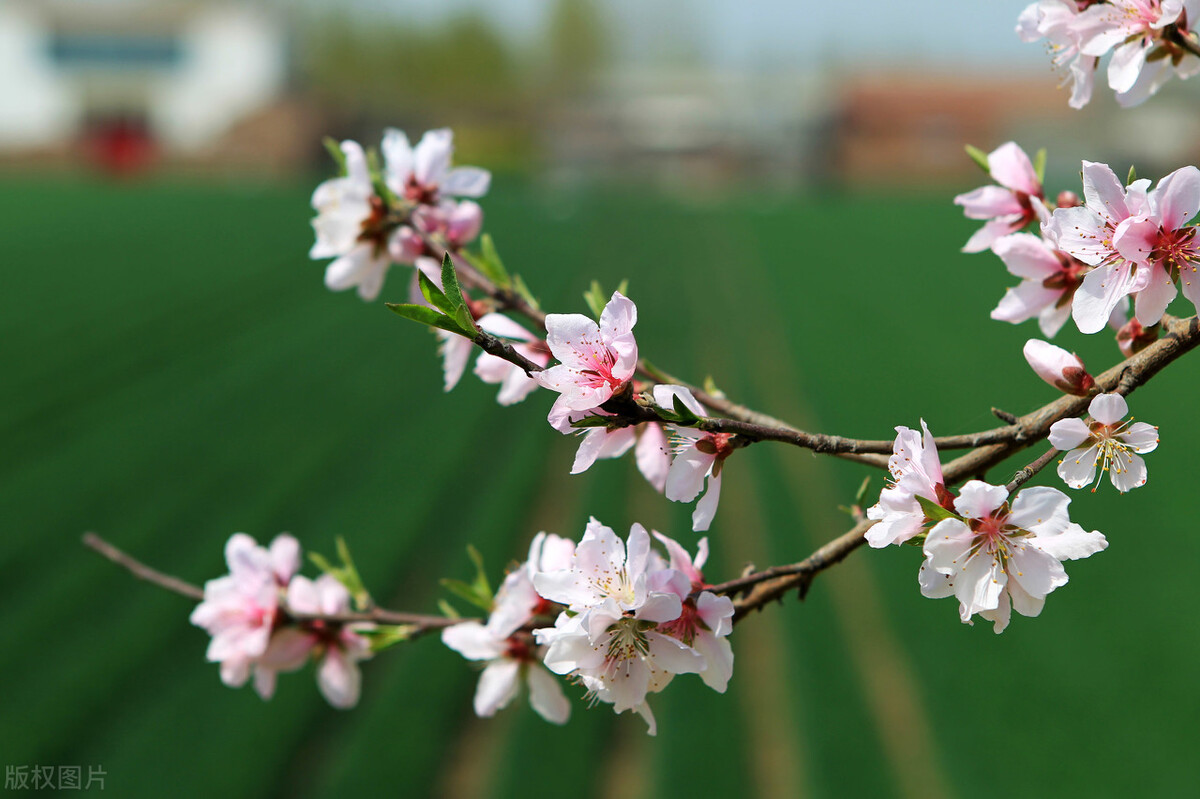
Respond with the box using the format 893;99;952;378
1023;339;1094;396
1115;317;1158;357
1056;190;1081;208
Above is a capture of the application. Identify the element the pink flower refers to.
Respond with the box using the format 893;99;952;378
650;532;735;693
1045;161;1153;333
866;421;952;548
658;386;732;532
535;292;638;411
954;142;1047;253
1078;0;1200;107
920;481;1107;633
382;128;491;204
189;533;299;689
442;566;570;724
1023;339;1095;395
1017;0;1100;108
413;200;484;249
547;402;638;475
990;232;1088;337
268;575;375;709
1110;165;1200;325
1049;393;1159;492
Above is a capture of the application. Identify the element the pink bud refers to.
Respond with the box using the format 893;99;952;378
388;225;425;263
1056;190;1082;208
1116;317;1158;357
1023;339;1094;396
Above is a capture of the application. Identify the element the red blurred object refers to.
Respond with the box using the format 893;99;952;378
84;115;157;175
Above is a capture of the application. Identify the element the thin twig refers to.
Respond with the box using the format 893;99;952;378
83;533;470;635
1005;447;1059;493
83;532;205;601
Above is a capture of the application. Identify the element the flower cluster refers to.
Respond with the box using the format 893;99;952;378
190;533;374;708
442;520;733;734
868;424;1108;632
961;144;1200;353
309;127;489;302
1019;0;1200;108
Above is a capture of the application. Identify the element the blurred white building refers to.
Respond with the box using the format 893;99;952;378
0;0;287;157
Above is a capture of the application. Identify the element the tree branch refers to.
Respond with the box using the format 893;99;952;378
83;533;468;636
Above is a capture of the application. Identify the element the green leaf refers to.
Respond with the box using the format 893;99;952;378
477;234;511;288
454;305;477;336
322;137;348;176
671;393;701;425
335;536;371;610
440;578;494;612
570;415;615;428
385;302;474;337
1127;164;1138;185
965;144;991;174
916;495;960;524
360;624;417;653
702;375;725;399
440;253;465;312
583;280;607;319
466;545;491;598
615;279;629;297
437;599;461;620
512;274;540;311
309;538;371;611
418;272;455;317
853;476;872;508
1033;148;1047;185
308;552;336;575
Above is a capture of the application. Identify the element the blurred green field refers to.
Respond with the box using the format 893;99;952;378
3;175;1198;798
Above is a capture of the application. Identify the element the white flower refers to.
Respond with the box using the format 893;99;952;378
382;128;491;203
442;567;570;724
532;520;705;734
1049;393;1159;492
310;140;404;302
866;420;949;548
659;385;732;532
920;481;1107;633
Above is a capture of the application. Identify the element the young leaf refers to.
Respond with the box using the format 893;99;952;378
361;624;417;653
478;234;511;288
440;252;465;312
386;303;474;337
513;274;540;311
1127;164;1138;185
615;279;629;297
466;545;492;599
965;144;991;174
700;377;725;401
1033;148;1047;185
322;137;348;176
418;272;455;317
438;599;461;620
671;393;701;425
853;476;872;509
440;578;494;612
584;280;607;319
916;495;961;524
570;415;616;428
335;536;371;611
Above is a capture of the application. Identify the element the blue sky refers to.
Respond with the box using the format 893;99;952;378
334;0;1041;71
